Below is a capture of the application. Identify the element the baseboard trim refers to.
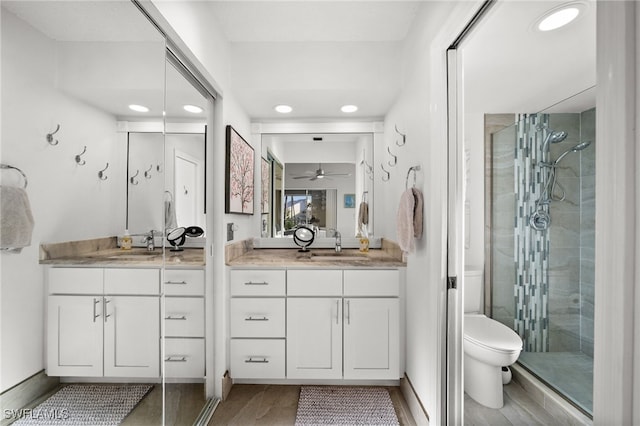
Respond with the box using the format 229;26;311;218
400;374;429;425
0;370;60;426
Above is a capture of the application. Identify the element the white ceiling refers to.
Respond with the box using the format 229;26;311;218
2;0;597;122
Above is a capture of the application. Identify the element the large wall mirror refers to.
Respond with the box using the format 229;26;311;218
2;1;210;423
261;133;374;239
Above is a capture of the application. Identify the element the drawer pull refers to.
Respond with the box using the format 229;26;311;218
165;280;187;285
245;357;269;363
165;356;187;362
165;315;187;320
245;316;269;321
244;281;268;286
93;298;100;322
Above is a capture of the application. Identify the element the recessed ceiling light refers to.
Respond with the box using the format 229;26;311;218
536;2;583;32
129;104;149;113
183;104;203;114
341;105;358;113
275;104;293;114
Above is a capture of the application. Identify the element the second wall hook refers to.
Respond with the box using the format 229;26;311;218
46;124;61;146
75;146;87;166
381;163;390;182
395;124;406;147
130;170;140;185
98;163;109;180
387;146;398;167
144;165;153;179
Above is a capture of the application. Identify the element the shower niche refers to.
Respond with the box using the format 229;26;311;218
485;98;595;415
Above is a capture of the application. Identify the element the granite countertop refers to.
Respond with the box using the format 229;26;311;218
39;237;204;267
226;248;405;268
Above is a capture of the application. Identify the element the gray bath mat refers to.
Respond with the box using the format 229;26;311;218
295;386;400;425
11;384;152;426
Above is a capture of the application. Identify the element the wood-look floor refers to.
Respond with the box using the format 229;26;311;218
121;383;206;426
208;384;416;426
464;380;566;425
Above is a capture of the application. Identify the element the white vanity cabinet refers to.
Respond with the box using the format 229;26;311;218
47;267;160;378
229;269;286;379
163;268;205;379
343;270;400;380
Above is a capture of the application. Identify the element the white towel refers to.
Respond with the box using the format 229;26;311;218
165;199;178;230
397;189;415;253
1;185;34;253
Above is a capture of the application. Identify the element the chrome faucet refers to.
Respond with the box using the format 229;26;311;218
142;230;155;251
334;230;342;253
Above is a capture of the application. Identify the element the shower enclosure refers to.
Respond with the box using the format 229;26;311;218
487;108;595;415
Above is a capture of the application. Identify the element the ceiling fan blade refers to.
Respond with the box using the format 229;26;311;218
292;175;314;179
324;173;351;177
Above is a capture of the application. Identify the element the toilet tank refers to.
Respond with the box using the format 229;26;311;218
464;269;484;313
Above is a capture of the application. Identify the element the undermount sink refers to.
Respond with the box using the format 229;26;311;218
307;252;370;261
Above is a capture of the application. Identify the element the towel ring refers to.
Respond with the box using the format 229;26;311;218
46;124;61;146
0;164;28;188
144;164;153;179
405;165;421;189
98;163;109;181
381;163;390;182
395;125;406;147
387;147;398;167
130;170;140;185
75;146;87;166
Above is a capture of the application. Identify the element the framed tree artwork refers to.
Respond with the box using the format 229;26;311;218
261;157;270;214
225;125;254;214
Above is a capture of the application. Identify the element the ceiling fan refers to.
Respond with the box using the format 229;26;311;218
291;164;351;181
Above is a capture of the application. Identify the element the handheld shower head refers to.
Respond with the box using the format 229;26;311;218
554;141;592;164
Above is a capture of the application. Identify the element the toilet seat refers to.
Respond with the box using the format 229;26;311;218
464;315;522;353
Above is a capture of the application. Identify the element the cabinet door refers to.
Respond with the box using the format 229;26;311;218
286;298;342;379
343;298;400;380
47;295;103;376
103;296;159;377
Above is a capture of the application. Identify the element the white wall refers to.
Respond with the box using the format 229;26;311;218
0;10;128;391
463;112;485;269
377;2;480;422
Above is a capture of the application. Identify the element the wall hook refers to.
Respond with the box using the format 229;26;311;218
75;146;87;166
130;170;140;185
395;124;406;147
184;185;189;195
144;164;153;179
387;146;398;167
381;163;390;182
156;164;163;173
98;163;109;180
46;124;61;146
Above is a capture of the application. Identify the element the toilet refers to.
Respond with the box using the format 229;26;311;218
464;269;522;409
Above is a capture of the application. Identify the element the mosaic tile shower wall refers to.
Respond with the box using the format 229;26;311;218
514;113;550;352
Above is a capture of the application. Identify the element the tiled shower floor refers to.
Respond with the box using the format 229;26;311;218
518;351;593;415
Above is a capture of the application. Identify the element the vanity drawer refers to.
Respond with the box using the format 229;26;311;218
230;269;286;296
164;269;205;296
49;267;103;294
163;338;204;378
287;269;342;296
230;339;285;379
343;269;399;297
230;298;285;338
104;268;159;295
164;297;204;337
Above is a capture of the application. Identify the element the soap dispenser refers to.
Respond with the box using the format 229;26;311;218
121;229;132;250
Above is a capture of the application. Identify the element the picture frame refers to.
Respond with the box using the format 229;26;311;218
225;125;254;214
261;157;270;214
344;193;356;208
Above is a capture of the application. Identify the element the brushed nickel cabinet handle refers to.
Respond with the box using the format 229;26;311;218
245;357;269;363
104;298;111;323
165;356;187;362
245;316;269;321
165;281;187;285
165;315;187;320
93;298;100;322
346;300;351;325
244;281;268;286
335;300;339;325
